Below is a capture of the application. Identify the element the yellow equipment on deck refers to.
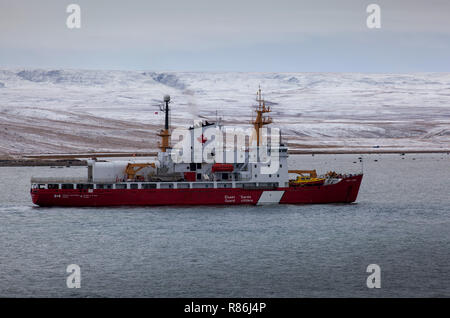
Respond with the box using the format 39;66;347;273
288;170;325;186
125;163;156;180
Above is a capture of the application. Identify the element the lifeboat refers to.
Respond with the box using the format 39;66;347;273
289;176;325;186
288;169;325;186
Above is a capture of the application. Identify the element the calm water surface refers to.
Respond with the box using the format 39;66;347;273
0;154;449;297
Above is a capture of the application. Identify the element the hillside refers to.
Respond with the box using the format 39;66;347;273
0;69;449;155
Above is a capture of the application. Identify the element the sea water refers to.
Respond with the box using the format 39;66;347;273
0;154;449;297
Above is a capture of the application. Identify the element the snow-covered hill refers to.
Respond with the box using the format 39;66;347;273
0;69;449;156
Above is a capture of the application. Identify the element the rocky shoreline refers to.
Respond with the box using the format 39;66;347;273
0;159;87;167
0;149;448;167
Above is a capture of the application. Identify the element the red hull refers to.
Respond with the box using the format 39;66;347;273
31;175;362;207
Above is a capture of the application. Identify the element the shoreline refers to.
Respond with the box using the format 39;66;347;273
0;149;448;167
289;149;450;155
0;159;87;167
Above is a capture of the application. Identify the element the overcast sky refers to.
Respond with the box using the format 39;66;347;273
0;0;449;72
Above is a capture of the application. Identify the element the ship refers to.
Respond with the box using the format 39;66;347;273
30;89;363;207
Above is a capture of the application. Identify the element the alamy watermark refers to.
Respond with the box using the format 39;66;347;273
366;4;381;29
170;124;281;174
66;4;81;29
366;264;381;288
66;264;81;288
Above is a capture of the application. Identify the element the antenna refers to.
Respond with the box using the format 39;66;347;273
160;95;170;130
157;94;171;152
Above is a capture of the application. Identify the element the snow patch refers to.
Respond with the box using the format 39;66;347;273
0;68;449;154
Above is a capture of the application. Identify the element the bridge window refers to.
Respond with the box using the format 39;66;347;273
48;184;59;190
62;184;74;189
76;184;93;190
142;183;157;189
193;183;211;188
96;184;112;189
130;184;139;189
115;184;127;189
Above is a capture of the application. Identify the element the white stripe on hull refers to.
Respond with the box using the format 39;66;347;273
257;191;285;205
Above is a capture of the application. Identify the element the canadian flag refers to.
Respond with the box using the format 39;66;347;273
197;134;207;144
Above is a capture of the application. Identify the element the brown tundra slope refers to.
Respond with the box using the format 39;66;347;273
0;69;449;156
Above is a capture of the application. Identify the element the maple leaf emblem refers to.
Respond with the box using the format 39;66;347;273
197;134;207;144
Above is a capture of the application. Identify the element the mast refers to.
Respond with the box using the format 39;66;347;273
251;87;272;146
158;95;171;152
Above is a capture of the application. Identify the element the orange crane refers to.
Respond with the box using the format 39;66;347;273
125;163;156;180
